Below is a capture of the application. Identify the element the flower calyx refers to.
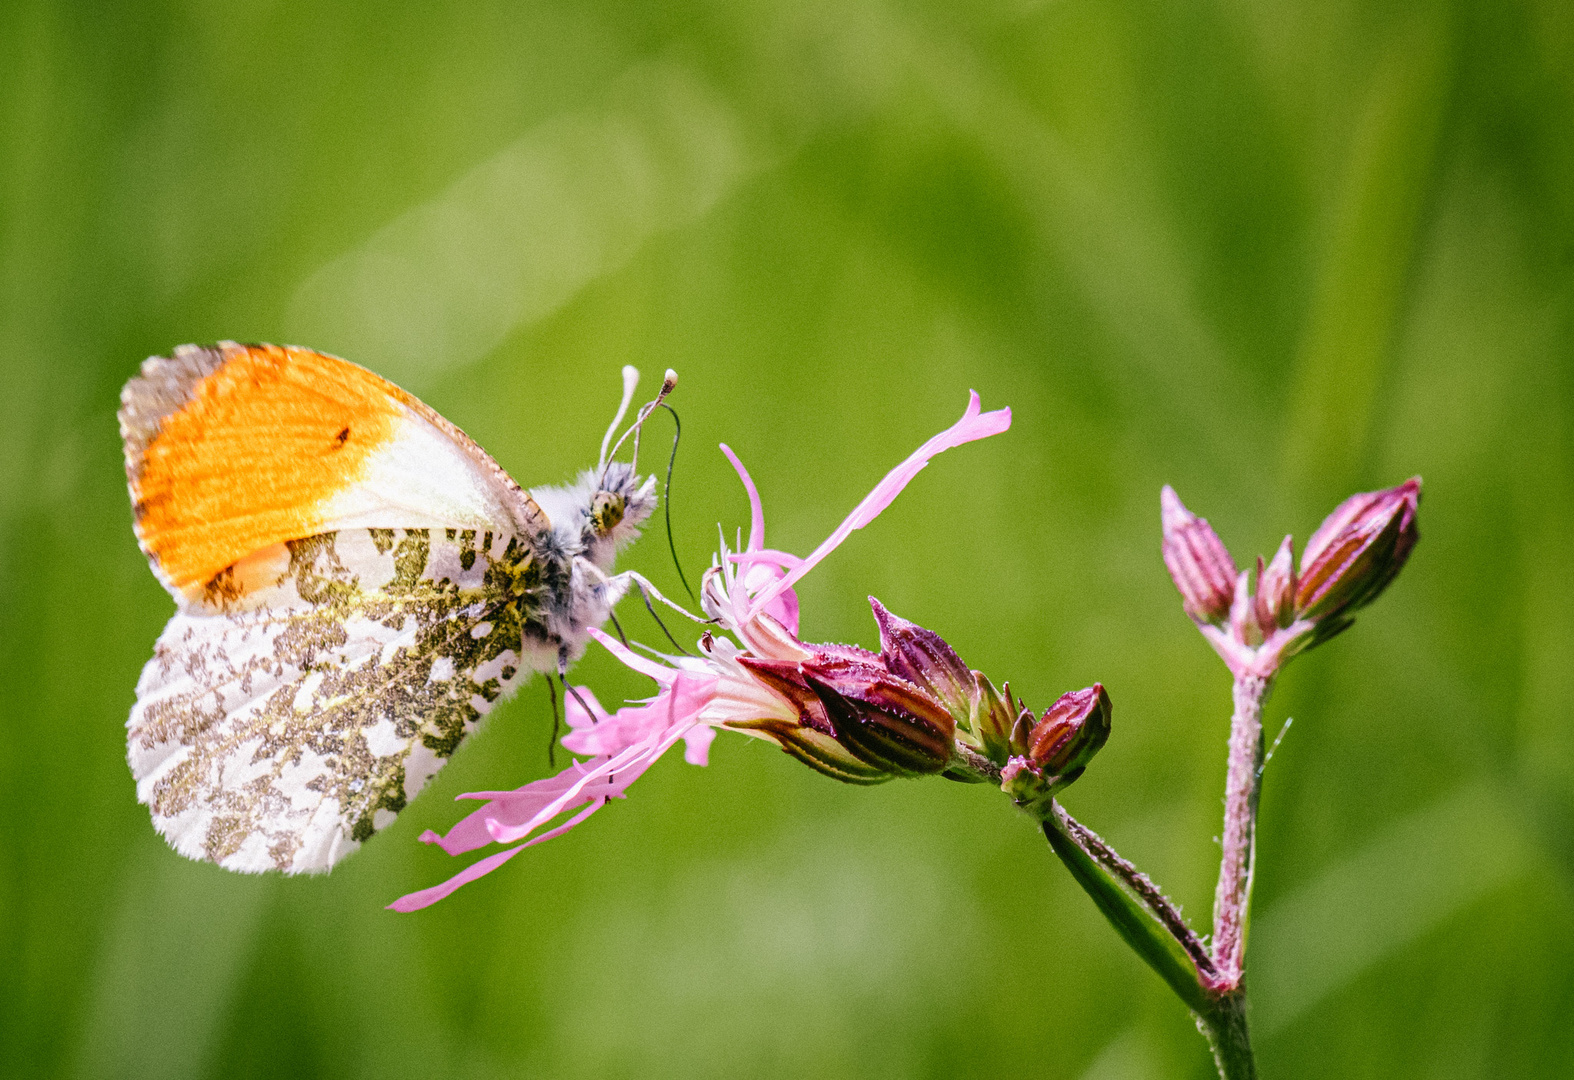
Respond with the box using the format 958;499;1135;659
737;650;957;779
869;598;1017;766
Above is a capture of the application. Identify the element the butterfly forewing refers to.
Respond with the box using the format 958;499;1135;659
120;342;542;606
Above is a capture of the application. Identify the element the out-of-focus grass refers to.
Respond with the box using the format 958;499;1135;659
2;1;1571;1077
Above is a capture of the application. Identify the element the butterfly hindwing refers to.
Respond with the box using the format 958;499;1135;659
128;527;549;874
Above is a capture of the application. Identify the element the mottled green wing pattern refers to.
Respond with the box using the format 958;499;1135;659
128;528;549;873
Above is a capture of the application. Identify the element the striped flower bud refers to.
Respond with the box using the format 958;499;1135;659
870;598;975;724
737;651;957;779
1295;478;1421;623
1161;485;1239;624
1002;684;1112;806
803;658;957;776
1254;536;1296;633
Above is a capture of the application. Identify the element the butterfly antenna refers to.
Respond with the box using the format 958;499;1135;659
601;369;678;481
597;366;641;474
659;403;697;603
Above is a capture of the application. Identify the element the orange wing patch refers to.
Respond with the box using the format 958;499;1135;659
126;344;404;597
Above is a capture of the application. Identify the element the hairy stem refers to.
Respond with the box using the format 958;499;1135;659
1053;807;1215;979
1212;673;1272;988
1198;992;1257;1080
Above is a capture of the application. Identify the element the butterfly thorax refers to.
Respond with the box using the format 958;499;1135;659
526;461;656;664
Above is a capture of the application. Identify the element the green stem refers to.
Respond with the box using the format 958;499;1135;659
1197;992;1256;1080
1035;799;1259;1079
1036;802;1215;1016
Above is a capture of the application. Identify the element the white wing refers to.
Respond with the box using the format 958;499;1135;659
128;528;553;873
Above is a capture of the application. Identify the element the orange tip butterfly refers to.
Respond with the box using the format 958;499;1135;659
119;342;673;873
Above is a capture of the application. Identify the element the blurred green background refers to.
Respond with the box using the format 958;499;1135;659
3;0;1571;1076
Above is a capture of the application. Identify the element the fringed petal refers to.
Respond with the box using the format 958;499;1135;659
748;392;1009;621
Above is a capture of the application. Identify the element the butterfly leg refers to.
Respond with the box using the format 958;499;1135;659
576;560;710;655
575;558;707;625
556;647;599;746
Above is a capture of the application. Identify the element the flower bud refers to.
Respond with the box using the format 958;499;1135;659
751;721;896;785
1161;485;1238;623
1027;684;1112;777
970;670;1017;765
1227;567;1259;648
1001;684;1112;806
730;657;891;784
735;656;834;733
1254;535;1295;632
803;658;957;776
1295;478;1421;622
736;653;956;778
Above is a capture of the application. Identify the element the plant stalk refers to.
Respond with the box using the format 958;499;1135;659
1197;991;1257;1080
1212;672;1272;987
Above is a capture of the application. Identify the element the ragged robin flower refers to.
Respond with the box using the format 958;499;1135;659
392;392;1027;911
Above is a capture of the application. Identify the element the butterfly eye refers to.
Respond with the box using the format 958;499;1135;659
590;491;626;536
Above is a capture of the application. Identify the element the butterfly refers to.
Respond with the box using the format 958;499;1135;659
119;342;673;874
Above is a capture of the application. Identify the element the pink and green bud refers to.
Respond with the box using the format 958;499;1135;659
870;598;975;722
868;597;1023;766
803;657;957;776
1001;684;1112;806
1161;485;1238;624
969;670;1019;765
1027;684;1112;777
1227;567;1259;648
729;656;893;784
1295;478;1421;623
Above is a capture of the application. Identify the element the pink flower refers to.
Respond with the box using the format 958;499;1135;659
391;393;1011;911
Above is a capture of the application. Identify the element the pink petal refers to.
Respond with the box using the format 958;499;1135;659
563;685;611;728
389;840;535;912
720;443;766;553
586;627;679;684
485;743;650;843
683;724;717;765
729;548;805;569
388;800;606;913
747;392;1010;621
745;564;800;637
727;548;804;634
423;765;594;855
563;692;662;756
